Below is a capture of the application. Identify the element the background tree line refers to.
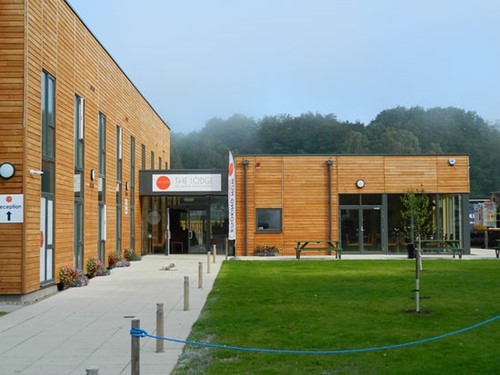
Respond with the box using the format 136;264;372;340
170;106;500;197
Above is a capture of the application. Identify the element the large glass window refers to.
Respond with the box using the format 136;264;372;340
74;94;85;270
42;72;55;160
116;126;122;252
256;208;282;232
41;71;55;283
74;95;84;171
97;113;106;261
130;136;136;250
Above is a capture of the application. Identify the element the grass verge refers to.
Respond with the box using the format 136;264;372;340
172;260;499;375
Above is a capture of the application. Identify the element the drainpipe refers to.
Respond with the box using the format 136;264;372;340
326;160;333;242
243;159;249;256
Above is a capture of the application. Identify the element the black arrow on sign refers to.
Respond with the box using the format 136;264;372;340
6;211;12;221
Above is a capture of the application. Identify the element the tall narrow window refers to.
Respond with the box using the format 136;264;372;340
97;113;107;261
74;95;85;270
141;144;146;170
159;157;162;170
116;126;123;253
40;71;55;284
130;136;136;250
150;151;155;169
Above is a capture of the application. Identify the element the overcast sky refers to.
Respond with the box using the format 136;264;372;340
66;0;500;133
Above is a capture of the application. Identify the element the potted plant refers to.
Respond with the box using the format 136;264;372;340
254;244;279;256
59;264;89;289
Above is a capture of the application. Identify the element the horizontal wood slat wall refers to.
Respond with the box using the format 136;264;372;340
235;155;469;256
0;0;170;296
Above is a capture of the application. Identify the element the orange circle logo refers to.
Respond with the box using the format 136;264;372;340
228;162;234;177
156;176;171;190
6;196;12;203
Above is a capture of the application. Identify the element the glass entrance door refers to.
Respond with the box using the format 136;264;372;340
341;207;381;252
188;209;207;253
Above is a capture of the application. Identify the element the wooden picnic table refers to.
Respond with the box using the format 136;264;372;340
295;240;341;260
420;239;462;259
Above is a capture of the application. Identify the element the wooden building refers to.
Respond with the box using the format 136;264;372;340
0;0;169;300
234;155;470;256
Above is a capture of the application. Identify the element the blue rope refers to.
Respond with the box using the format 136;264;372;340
130;315;499;355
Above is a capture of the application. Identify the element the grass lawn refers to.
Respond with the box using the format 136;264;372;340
172;259;499;375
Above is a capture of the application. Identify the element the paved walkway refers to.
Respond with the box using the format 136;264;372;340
0;254;223;375
0;249;497;374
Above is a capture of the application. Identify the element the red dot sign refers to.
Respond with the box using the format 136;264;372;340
156;176;171;190
228;162;234;177
6;196;12;203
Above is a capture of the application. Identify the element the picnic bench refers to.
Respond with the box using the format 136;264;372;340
295;240;341;260
420;239;463;259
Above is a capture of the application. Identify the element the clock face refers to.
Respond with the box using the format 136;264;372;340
356;179;365;188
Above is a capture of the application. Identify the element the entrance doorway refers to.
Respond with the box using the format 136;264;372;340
341;207;381;252
169;208;208;254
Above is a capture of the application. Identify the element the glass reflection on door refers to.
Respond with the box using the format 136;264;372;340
190;210;204;252
363;208;381;251
341;208;381;252
183;209;207;254
341;209;360;251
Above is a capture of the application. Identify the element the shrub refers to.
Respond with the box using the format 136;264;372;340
108;252;119;268
59;265;89;289
59;264;78;288
123;248;141;261
108;252;130;268
254;244;279;256
86;257;105;278
74;270;89;287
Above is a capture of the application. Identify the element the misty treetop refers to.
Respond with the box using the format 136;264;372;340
170;107;500;197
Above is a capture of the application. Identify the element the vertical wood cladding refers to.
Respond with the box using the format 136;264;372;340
235;155;469;256
0;0;170;295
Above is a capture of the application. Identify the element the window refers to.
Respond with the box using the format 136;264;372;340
41;71;56;283
116;126;122;252
98;113;106;177
41;71;55;160
130;136;136;250
97;113;106;261
74;95;84;171
141;144;146;170
256;208;282;232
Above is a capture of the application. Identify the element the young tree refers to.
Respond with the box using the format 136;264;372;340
401;187;432;313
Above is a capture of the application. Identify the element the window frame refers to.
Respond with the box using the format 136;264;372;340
255;208;282;233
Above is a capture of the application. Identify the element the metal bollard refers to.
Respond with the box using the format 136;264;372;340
212;244;216;263
198;262;203;289
156;303;164;353
184;276;190;311
131;319;140;375
207;251;211;274
85;366;99;375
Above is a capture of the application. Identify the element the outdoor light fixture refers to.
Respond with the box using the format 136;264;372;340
90;168;96;181
29;169;44;176
0;162;15;179
448;159;456;166
125;181;129;191
355;179;365;189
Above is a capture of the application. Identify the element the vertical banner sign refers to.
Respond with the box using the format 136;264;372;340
228;152;236;240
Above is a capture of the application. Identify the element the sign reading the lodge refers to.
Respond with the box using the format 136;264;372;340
139;170;227;195
153;173;222;192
